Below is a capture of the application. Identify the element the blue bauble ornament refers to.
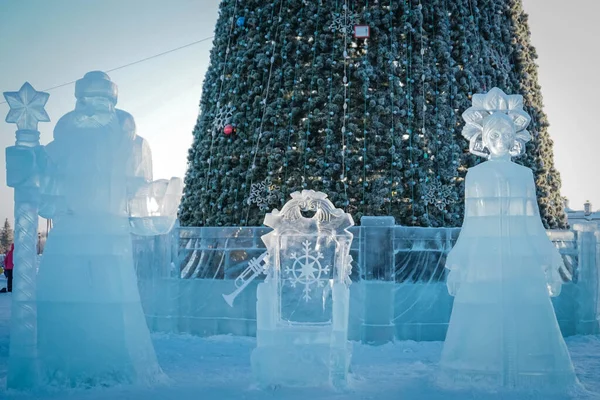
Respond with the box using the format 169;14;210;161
236;17;246;27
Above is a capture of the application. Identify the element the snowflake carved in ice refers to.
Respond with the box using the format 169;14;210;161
423;178;456;211
247;178;280;211
212;103;235;135
328;11;360;35
285;240;331;302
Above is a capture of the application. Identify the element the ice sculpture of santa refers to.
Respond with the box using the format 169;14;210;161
35;71;180;387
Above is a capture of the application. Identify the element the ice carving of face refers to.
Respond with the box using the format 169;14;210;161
74;96;116;128
482;113;516;160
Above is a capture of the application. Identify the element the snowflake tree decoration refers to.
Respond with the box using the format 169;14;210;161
285;240;331;302
423;178;456;212
212;103;235;136
328;11;360;35
247;178;280;211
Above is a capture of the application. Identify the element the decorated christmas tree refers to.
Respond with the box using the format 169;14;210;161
180;0;566;228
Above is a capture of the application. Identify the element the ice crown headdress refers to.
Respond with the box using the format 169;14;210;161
462;87;532;159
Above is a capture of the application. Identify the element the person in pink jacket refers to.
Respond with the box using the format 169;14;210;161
1;243;14;293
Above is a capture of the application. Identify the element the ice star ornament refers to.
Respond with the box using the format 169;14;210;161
3;82;50;131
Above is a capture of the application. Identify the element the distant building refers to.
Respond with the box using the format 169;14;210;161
565;199;600;226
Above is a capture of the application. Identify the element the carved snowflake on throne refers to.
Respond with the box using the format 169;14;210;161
286;240;331;302
423;178;456;212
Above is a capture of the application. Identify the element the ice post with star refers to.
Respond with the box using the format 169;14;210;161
3;82;51;389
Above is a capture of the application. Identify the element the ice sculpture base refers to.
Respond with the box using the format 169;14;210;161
7;353;39;391
35;215;165;388
440;280;578;391
438;367;579;393
251;340;352;388
36;300;166;388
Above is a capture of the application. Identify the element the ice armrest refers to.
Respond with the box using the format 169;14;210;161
129;177;183;236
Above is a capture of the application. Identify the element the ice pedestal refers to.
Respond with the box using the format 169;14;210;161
575;223;600;335
360;216;395;345
247;190;354;387
37;216;163;386
360;281;395;344
253;280;352;387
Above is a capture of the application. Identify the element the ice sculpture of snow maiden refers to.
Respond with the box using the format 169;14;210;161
11;71;181;388
439;88;577;391
223;190;354;388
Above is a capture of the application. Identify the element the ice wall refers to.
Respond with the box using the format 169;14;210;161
133;222;595;342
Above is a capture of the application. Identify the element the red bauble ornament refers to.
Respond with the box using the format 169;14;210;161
224;124;235;136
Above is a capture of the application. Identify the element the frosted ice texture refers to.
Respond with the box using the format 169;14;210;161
35;71;180;387
4;82;50;131
129;177;183;236
440;88;577;390
252;190;354;387
3;82;50;389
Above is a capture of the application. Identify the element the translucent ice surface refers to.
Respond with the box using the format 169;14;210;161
34;71;181;387
129;178;183;236
226;190;354;388
3;82;51;389
439;88;577;391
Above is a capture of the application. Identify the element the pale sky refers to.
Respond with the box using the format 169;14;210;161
0;0;597;225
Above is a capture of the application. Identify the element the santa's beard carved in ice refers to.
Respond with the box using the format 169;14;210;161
35;71;168;387
440;89;578;392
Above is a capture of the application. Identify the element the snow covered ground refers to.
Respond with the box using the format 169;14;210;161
0;281;599;399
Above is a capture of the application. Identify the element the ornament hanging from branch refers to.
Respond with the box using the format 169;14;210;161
212;103;235;137
354;25;370;39
223;124;236;136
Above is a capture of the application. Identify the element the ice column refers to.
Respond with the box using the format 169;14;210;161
3;83;51;389
573;223;600;335
360;216;396;344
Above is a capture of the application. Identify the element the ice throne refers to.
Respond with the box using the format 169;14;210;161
251;190;354;387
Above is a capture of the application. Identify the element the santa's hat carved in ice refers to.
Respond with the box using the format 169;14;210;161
462;87;532;159
75;71;118;104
